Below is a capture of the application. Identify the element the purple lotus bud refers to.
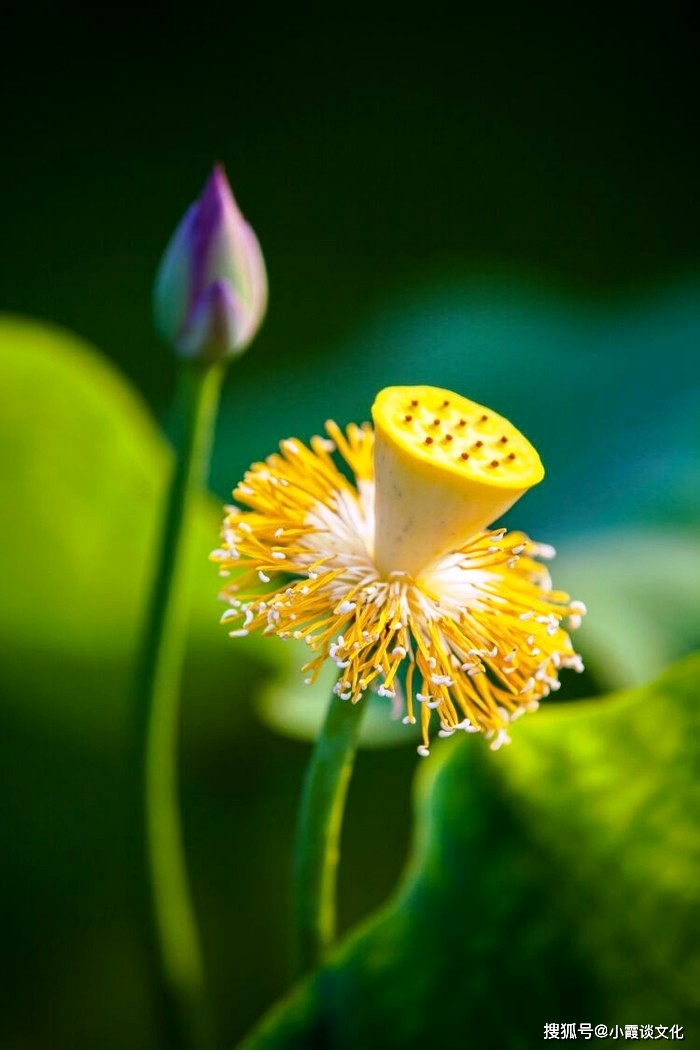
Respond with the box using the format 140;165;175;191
154;165;267;361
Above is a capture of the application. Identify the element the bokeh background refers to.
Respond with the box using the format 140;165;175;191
2;9;699;1049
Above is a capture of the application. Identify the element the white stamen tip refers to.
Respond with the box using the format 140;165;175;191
564;654;585;673
430;674;454;686
417;745;430;758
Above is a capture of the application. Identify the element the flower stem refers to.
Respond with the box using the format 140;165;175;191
291;694;367;978
136;360;224;1050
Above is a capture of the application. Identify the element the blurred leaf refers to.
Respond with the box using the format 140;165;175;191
241;653;700;1049
0;315;285;745
0;317;164;649
556;528;700;689
257;650;415;749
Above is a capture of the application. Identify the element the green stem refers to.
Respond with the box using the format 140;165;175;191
136;361;224;1050
291;693;367;978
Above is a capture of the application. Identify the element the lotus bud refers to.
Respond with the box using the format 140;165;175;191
154;165;267;362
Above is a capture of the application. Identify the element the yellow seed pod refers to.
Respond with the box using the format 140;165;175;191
371;385;544;576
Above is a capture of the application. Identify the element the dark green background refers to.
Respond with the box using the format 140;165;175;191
5;12;699;415
1;10;698;1049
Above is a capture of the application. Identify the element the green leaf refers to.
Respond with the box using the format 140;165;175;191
0;315;284;746
241;653;700;1049
556;528;700;689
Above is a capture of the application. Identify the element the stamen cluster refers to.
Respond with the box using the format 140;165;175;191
212;404;585;755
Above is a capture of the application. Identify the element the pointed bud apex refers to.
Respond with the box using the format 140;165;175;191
154;165;267;362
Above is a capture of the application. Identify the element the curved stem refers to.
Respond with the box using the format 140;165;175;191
136;361;224;1050
291;694;367;978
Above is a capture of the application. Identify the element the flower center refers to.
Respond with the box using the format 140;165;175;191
372;385;544;576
